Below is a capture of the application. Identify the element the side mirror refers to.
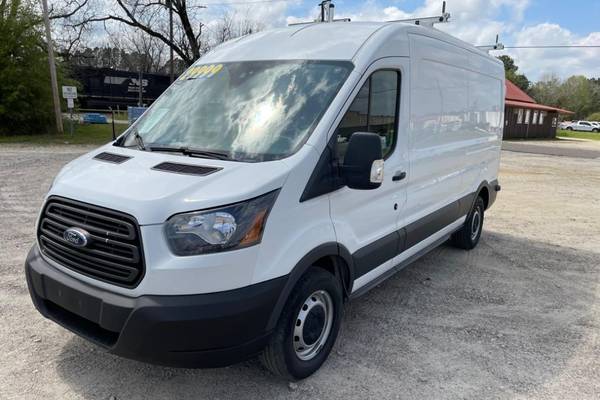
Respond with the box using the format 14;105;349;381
342;132;384;190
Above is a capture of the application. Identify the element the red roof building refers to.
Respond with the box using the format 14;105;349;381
504;80;573;139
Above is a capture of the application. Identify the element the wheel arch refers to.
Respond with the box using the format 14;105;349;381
470;179;499;212
266;242;354;331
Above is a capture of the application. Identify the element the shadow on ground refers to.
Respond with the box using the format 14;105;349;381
54;230;599;399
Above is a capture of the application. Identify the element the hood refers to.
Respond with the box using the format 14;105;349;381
48;144;291;225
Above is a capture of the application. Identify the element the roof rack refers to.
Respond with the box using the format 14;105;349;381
288;1;350;26
387;1;450;27
476;35;505;52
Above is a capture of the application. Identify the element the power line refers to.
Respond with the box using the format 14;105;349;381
503;45;600;49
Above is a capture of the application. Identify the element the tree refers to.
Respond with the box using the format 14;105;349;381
530;74;562;107
66;1;264;67
0;0;64;135
210;10;263;47
74;0;208;66
558;76;596;120
110;29;168;73
497;55;530;92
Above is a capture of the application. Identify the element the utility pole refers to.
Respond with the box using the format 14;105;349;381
167;0;174;83
40;0;64;134
138;69;143;106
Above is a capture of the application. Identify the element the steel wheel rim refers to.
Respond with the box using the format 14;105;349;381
293;290;334;361
471;208;481;241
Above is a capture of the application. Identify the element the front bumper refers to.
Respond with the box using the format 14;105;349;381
25;245;287;368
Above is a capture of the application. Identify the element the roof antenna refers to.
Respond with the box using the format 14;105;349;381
289;1;351;26
476;34;505;52
387;1;451;27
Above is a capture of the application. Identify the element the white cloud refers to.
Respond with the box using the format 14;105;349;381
280;0;599;81
498;24;600;80
280;0;524;46
77;0;599;80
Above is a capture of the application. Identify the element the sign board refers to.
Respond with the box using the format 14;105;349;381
128;106;148;125
66;98;74;109
62;86;78;99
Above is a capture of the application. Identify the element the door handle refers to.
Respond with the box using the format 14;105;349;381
392;171;407;182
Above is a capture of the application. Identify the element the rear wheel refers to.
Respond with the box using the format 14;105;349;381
451;196;485;250
593;128;599;133
566;126;573;130
260;267;343;380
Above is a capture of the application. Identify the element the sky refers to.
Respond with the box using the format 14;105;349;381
210;0;600;82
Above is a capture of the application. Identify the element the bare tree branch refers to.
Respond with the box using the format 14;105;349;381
49;0;88;20
51;0;265;70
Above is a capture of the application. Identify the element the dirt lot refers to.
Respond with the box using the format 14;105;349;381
1;142;599;400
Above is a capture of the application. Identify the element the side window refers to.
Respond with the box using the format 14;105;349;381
335;70;399;162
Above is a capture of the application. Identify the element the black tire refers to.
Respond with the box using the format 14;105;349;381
451;196;485;250
593;129;599;133
260;267;343;380
566;126;573;130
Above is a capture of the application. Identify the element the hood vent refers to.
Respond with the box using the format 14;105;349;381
94;152;132;164
152;162;221;176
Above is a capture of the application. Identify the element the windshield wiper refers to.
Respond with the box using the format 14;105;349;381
114;130;145;150
148;146;232;160
133;131;146;151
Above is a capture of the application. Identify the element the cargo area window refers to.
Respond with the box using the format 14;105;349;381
334;70;400;162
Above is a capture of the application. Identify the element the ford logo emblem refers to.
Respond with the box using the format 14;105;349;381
63;227;90;247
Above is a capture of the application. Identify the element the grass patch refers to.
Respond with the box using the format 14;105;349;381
0;121;128;146
557;129;600;141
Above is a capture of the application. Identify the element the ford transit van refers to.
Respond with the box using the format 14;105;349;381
25;21;504;379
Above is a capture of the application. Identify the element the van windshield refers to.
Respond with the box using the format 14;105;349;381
118;60;353;162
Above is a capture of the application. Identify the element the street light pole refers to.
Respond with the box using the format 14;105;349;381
40;0;64;134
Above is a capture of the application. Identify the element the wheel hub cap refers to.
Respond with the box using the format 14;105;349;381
293;290;334;361
471;209;481;240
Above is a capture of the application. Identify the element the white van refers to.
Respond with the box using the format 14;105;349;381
25;21;504;379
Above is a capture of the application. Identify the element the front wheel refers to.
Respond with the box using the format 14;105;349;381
451;196;485;250
566;126;573;131
260;267;343;380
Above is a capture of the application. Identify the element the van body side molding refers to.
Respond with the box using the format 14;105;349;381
350;233;451;299
351;191;476;279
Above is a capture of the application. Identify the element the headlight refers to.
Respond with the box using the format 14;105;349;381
164;190;279;256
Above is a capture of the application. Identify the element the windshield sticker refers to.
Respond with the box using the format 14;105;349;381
179;64;223;80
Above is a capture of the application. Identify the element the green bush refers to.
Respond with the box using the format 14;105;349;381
587;112;600;122
0;0;62;135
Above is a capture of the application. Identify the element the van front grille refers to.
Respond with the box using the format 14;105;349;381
37;197;145;288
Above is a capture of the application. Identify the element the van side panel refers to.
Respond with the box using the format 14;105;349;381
462;53;504;195
406;34;470;225
406;33;503;228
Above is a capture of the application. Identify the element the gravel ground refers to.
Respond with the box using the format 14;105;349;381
1;143;599;400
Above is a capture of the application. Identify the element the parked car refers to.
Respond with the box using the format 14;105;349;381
565;120;599;132
559;121;573;130
25;20;504;379
82;113;108;124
